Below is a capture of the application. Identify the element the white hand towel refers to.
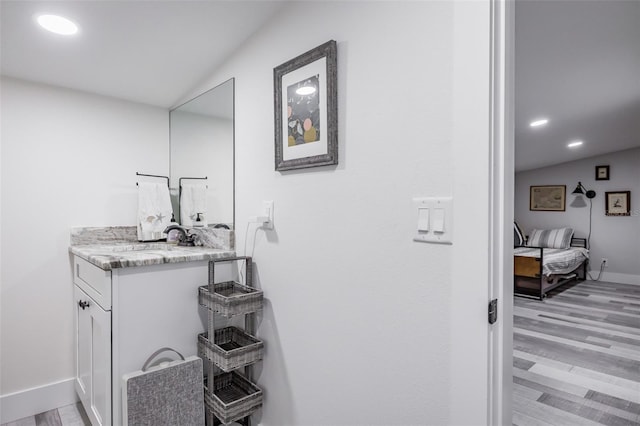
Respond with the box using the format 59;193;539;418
137;182;173;241
180;183;208;227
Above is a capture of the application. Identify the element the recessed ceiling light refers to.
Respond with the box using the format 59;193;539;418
36;14;79;35
530;118;549;127
567;141;583;148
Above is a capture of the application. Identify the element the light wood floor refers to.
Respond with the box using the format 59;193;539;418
513;279;640;426
1;403;90;426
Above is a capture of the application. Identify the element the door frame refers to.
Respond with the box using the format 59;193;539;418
488;0;514;424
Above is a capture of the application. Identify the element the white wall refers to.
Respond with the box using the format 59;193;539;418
0;77;169;402
515;147;640;284
188;2;494;424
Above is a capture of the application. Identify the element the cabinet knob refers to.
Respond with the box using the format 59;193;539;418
78;300;90;310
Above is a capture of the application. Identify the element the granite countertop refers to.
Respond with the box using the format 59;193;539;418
70;242;235;270
70;226;235;270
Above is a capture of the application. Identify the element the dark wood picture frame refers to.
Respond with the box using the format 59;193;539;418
274;40;338;171
595;165;610;181
530;185;566;211
605;191;631;216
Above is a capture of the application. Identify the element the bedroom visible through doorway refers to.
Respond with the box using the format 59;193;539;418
510;1;640;424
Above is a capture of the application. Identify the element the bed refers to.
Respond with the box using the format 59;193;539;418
514;225;589;300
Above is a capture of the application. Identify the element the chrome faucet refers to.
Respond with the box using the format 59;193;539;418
163;224;196;246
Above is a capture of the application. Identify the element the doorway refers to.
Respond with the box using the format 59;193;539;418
508;1;640;425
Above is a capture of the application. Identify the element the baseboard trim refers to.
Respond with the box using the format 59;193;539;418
590;271;640;286
0;377;78;424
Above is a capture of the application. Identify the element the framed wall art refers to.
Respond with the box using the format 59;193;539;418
274;40;337;171
595;165;610;181
530;185;566;211
605;191;631;216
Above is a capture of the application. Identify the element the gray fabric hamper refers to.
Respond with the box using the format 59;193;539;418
122;348;204;426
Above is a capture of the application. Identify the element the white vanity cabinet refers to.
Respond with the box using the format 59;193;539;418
72;254;233;426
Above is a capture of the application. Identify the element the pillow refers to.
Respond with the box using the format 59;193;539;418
526;227;574;249
514;222;525;247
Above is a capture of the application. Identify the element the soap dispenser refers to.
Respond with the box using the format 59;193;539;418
193;213;205;228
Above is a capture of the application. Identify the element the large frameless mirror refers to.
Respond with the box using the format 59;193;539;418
169;78;234;229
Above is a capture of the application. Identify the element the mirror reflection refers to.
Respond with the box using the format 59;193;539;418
170;78;234;229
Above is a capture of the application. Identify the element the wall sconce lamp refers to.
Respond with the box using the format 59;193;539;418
571;181;595;251
572;182;596;199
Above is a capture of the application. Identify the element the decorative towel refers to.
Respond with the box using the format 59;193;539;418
180;183;208;227
137;182;173;241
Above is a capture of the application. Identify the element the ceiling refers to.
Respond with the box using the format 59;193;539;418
515;0;640;171
2;0;638;170
0;0;287;108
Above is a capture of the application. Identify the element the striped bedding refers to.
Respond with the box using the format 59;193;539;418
514;247;589;277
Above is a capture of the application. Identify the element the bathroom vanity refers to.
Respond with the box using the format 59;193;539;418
70;227;235;426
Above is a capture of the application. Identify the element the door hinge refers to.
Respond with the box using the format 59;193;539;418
488;299;498;324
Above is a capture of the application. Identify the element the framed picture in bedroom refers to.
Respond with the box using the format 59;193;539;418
605;191;631;216
595;165;610;181
530;185;566;211
274;40;338;171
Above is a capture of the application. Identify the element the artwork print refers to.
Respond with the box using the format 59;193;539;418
595;165;610;181
287;75;320;146
274;40;337;171
530;185;566;211
605;191;631;216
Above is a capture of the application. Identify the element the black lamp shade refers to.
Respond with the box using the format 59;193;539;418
572;182;596;198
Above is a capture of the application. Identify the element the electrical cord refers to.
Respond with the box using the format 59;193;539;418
584;197;603;280
587;260;605;281
239;222;262;284
587;198;593;250
243;222;251;257
239;222;251;284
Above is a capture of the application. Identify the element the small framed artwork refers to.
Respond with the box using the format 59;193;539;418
274;40;338;171
605;191;631;216
595;165;610;181
530;185;566;211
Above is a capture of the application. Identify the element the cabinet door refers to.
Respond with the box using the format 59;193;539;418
75;286;91;407
74;286;112;426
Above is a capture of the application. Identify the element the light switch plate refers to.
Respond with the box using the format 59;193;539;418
412;197;453;245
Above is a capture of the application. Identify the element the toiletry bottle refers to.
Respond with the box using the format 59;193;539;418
193;213;205;227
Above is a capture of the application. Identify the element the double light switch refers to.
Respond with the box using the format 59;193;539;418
413;197;453;244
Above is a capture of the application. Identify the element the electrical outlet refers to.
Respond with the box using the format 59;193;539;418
261;201;274;229
601;258;608;267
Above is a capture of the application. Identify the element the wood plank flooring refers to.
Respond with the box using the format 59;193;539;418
1;403;90;426
513;280;640;426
